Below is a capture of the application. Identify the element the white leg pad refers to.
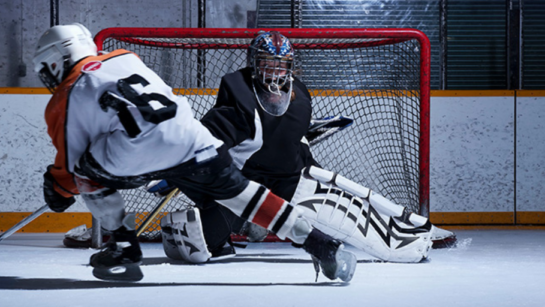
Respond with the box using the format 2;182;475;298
308;166;406;218
160;208;211;264
292;167;434;263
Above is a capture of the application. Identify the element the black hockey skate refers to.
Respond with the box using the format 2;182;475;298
89;227;143;282
209;243;236;261
302;228;357;282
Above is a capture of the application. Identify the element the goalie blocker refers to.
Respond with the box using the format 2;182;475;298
292;166;434;263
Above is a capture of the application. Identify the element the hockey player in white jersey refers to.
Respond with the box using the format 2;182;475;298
150;31;455;264
33;23;357;282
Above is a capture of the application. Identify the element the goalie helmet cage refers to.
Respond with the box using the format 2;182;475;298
94;27;430;242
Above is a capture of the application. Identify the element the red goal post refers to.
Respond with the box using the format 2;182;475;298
94;27;430;241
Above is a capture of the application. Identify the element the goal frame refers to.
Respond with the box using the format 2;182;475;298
94;27;431;217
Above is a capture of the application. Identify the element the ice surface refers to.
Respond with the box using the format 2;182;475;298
1;229;544;307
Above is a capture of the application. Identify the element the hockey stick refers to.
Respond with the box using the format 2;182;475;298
1;188;179;244
306;115;353;146
136;188;180;236
0;204;49;243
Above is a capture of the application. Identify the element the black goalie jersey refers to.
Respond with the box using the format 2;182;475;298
201;67;317;200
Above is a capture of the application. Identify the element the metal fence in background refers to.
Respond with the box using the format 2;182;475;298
256;0;544;90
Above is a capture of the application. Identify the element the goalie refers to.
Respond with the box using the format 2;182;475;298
151;31;455;265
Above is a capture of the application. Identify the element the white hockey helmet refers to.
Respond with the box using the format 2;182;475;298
33;23;97;92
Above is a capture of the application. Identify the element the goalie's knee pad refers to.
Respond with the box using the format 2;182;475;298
160;208;212;264
292;166;433;263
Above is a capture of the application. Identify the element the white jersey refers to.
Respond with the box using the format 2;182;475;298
46;49;222;195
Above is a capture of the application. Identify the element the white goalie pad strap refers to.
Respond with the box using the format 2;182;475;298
292;167;433;262
306;166;407;218
306;166;370;198
367;192;407;221
216;181;299;239
160;209;211;264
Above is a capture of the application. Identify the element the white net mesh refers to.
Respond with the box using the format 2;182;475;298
98;29;428;241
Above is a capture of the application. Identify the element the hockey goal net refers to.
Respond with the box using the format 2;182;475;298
94;27;430;241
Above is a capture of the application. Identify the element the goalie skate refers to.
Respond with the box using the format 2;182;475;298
239;221;269;242
431;226;457;249
303;228;357;282
209;242;236;262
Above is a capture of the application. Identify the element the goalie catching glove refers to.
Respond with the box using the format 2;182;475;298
306;115;353;146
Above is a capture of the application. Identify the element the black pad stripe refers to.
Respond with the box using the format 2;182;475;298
241;185;266;220
271;204;293;234
297;200;317;212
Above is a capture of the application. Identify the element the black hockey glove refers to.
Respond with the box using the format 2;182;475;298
43;165;75;213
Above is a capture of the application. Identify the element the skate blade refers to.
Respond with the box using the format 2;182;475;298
92;263;143;282
432;235;458;249
335;247;357;282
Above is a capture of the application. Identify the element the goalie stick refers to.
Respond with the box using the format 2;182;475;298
0;188;180;245
306;115;353;146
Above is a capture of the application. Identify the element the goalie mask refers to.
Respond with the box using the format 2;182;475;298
249;31;295;116
33;23;97;93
